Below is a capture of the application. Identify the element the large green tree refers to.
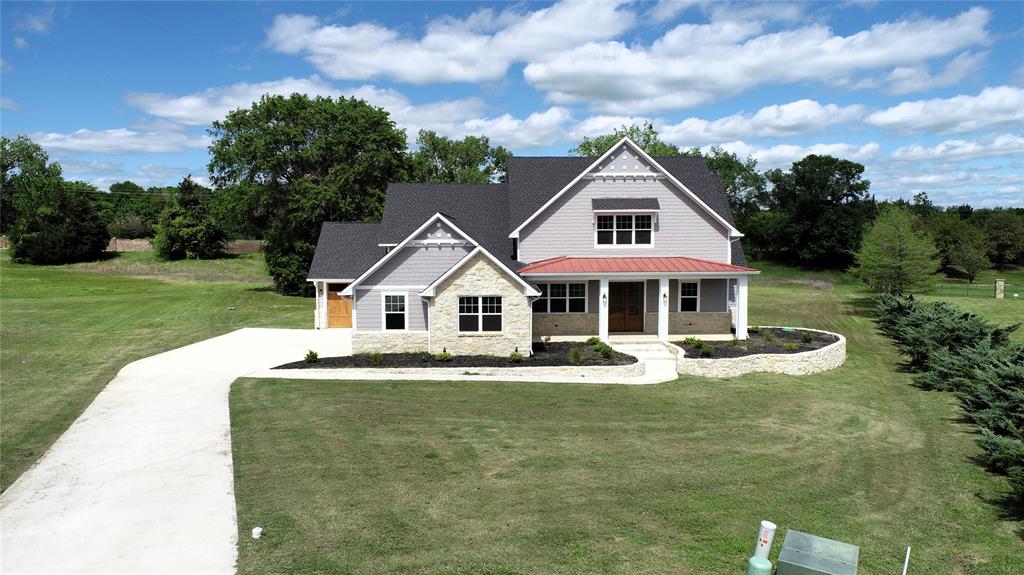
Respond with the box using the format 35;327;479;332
569;121;680;157
208;94;408;295
982;209;1024;268
7;175;110;264
759;155;876;268
408;130;511;183
854;205;938;294
947;226;991;283
1;135;63;233
684;146;767;226
154;177;226;260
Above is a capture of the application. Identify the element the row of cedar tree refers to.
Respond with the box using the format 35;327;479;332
2;95;1024;294
875;295;1024;513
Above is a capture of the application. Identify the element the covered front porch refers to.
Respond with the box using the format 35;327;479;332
518;256;758;343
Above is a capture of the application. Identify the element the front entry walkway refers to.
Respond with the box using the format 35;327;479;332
0;328;350;574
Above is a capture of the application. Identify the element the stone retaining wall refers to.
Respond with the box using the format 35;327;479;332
276;359;645;381
352;331;430;354
673;327;846;378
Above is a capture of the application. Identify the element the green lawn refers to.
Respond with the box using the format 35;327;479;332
231;268;1024;574
0;252;309;490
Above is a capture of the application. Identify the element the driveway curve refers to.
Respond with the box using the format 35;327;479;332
1;328;350;574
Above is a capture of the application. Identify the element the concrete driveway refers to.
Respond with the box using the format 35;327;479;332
0;328;350;574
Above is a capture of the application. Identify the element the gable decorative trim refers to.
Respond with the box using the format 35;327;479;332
508;137;742;239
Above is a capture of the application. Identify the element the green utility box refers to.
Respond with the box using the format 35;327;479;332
777;530;859;575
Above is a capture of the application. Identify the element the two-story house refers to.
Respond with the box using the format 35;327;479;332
307;137;758;356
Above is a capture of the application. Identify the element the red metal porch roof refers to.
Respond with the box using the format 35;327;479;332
517;256;757;274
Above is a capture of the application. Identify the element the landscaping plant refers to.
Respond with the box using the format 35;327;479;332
783;343;799;352
370;352;384;367
508;350;525;363
568;347;583;365
434;350;453;362
304;350;318;364
801;331;814;344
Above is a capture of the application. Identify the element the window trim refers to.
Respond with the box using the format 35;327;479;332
594;212;655;248
678;280;700;313
458;295;503;333
532;282;588;314
381;292;408;331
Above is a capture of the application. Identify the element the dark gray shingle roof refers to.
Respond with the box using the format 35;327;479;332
378;183;517;268
307;222;383;280
591;198;661;210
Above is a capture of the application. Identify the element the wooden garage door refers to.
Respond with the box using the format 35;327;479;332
327;284;352;328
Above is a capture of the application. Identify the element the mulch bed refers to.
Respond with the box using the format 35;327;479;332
674;328;838;359
275;341;637;369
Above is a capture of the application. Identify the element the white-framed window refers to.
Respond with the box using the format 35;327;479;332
532;283;587;313
459;296;502;332
596;214;653;245
679;281;699;312
382;293;407;330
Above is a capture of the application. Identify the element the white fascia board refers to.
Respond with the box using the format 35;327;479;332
508;136;742;239
420;246;542;297
342;212;478;296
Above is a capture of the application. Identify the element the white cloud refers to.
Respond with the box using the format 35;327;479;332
879;50;986;94
569;115;653;139
1;97;20;111
19;3;56;34
660;99;864;145
14;37;29;50
647;0;698;24
864;85;1024;135
889;171;1024;190
126;77;571;149
709;140;881;168
525;7;991;112
266;0;636;84
890;133;1024;162
30;128;211;154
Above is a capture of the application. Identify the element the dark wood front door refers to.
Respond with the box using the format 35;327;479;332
609;282;645;332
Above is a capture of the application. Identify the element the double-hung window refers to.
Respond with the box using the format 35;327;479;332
679;282;699;312
596;214;652;245
383;293;406;330
459;296;502;332
533;283;587;313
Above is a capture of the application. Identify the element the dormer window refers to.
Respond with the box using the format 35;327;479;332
596;214;653;245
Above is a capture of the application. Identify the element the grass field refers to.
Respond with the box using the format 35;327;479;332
230;264;1024;574
0;251;309;490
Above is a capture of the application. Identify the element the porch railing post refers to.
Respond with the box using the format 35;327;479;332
599;278;609;342
657;277;669;342
736;276;749;340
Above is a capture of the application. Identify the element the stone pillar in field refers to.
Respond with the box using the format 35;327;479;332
995;278;1005;299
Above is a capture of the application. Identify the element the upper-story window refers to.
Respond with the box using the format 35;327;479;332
596;214;653;246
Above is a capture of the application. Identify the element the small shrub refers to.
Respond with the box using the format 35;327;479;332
509;350;525;363
593;342;615;359
568;347;583;365
782;343;799;352
370;352;384;367
697;342;713;358
434;350;453;362
682;336;703;347
304;350;318;364
801;331;814;344
586;336;601;346
763;330;775;342
749;325;761;333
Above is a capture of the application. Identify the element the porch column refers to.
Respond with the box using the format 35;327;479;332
314;282;322;329
657;277;669;342
736;275;749;340
598;278;609;342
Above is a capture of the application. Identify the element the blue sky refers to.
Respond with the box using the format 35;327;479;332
2;1;1022;206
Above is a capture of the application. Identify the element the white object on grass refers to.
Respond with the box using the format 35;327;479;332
252;527;262;539
902;546;911;575
753;520;777;559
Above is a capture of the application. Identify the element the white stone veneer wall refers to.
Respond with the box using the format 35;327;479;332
352;331;429;354
672;327;846;378
430;253;533;357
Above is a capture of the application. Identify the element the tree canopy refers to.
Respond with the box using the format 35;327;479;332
7;174;110;264
569;121;680;157
154;177;226;260
1;135;63;234
408;130;511;184
208;93;408;294
684;146;767;227
854;205;938;294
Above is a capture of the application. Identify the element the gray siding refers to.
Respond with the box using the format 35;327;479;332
645;279;658;312
700;279;728;312
363;244;472;286
587;280;599;313
519;178;731;263
354;288;428;331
